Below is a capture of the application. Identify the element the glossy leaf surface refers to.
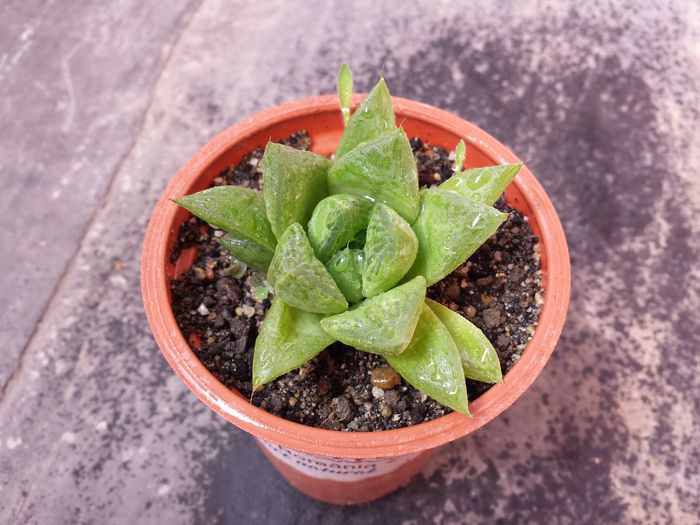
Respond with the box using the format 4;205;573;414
175;186;276;251
326;248;365;304
267;223;348;314
320;276;425;355
440;164;521;206
307;194;372;262
262;142;331;239
252;298;335;389
386;304;469;414
218;234;273;273
426;299;502;383
407;188;507;285
362;203;418;297
329;128;420;223
335;77;395;158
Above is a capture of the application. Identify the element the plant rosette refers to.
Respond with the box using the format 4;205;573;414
141;66;570;505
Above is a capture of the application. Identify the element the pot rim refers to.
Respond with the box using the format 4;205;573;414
141;95;571;459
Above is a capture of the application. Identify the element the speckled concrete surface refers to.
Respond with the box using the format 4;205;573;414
0;0;200;388
1;1;698;524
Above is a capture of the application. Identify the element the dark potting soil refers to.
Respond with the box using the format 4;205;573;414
170;132;543;431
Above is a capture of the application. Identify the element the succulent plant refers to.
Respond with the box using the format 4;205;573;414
174;64;523;415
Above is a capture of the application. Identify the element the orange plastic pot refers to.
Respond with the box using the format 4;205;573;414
141;95;571;505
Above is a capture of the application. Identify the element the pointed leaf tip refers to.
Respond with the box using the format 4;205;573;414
387;303;469;415
335;76;395;158
454;139;466;175
320;276;426;356
362;203;418;297
174;186;277;251
408;188;507;285
440;163;521;206
252;298;335;388
261;142;331;239
329;128;420;223
426;299;502;383
307;194;372;263
338;64;353;125
268;223;348;314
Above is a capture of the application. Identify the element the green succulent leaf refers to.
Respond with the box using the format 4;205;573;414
386;303;469;415
329;128;420;223
320;276;426;356
454;139;466;175
426;299;502;383
307;194;372;262
268;223;348;314
174;186;276;251
440;164;521;206
335;77;395;158
252;298;335;389
407;188;507;285
337;64;353;126
261;142;331;239
218;235;273;273
326;248;365;304
362;203;418;297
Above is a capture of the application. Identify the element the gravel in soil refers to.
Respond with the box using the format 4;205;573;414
169;132;543;431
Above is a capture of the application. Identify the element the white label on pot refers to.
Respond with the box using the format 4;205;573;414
259;439;419;482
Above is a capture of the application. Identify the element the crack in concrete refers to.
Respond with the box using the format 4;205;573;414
0;0;207;409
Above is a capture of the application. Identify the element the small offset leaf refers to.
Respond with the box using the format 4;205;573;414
307;194;372;262
336;77;395;158
218;235;273;273
223;259;247;279
386;304;469;415
252;298;335;389
320;276;426;356
253;284;272;301
440;164;521;206
267;223;348;314
337;64;353;126
262;142;331;239
407;188;507;285
362;203;418;297
175;186;276;251
329;128;420;223
426;299;502;383
454;139;466;175
249;272;273;301
326;248;365;304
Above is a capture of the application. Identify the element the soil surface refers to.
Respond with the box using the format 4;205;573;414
170;132;543;431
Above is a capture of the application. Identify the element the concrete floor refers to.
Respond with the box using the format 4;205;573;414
1;1;699;523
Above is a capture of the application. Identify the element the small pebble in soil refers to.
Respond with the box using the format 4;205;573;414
170;132;543;431
371;366;401;390
482;306;503;328
372;386;385;399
